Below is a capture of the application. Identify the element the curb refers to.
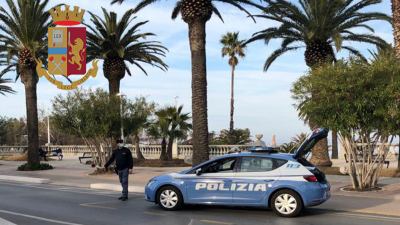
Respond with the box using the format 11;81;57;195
90;183;145;193
0;175;50;184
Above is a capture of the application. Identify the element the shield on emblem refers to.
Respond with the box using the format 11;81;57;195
48;26;86;76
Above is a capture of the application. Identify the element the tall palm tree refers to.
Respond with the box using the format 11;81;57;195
247;0;391;166
86;8;168;96
220;32;246;132
111;0;262;166
392;0;400;58
0;0;52;166
0;77;15;95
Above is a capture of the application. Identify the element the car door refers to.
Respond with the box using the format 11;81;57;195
184;157;238;204
232;156;287;205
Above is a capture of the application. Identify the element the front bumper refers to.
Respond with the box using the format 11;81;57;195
144;180;158;202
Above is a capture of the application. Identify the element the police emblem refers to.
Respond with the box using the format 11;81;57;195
36;5;98;90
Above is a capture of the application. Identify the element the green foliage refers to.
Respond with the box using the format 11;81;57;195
292;51;400;137
0;77;15;95
17;163;53;171
123;97;156;137
86;8;168;75
148;105;192;141
221;32;246;66
52;89;121;139
280;132;308;153
0;0;52;79
247;0;391;71
0;117;26;145
211;128;251;145
111;0;262;22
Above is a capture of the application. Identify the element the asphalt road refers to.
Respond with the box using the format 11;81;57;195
0;182;399;225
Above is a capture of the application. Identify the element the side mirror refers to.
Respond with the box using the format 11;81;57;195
195;168;202;176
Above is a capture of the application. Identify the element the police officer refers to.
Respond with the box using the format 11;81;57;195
104;139;133;201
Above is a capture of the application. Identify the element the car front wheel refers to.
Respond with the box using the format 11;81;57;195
271;189;303;217
157;186;183;211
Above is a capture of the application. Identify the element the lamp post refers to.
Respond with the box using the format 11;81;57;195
117;93;126;141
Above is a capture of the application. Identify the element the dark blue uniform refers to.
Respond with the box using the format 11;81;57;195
105;147;133;198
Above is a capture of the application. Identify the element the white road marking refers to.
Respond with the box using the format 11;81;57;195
0;217;17;225
0;209;84;225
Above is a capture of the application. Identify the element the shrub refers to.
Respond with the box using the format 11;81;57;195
17;163;54;171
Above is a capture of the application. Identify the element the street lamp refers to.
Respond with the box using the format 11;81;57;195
117;93;126;141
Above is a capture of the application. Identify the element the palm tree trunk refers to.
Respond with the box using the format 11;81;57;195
167;136;173;161
108;75;121;96
105;68;123;146
309;120;332;167
134;134;145;160
305;43;334;167
392;0;400;58
160;137;167;161
331;130;338;159
229;64;235;133
20;66;40;166
188;20;209;166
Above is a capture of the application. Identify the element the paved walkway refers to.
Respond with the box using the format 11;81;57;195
1;159;400;217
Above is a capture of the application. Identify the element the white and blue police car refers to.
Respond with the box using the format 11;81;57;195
145;128;330;217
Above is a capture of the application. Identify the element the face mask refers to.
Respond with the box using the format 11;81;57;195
117;143;124;148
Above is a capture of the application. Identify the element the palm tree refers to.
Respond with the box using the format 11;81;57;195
220;32;246;133
86;8;168;96
111;0;262;166
0;77;15;95
148;108;171;161
392;0;400;58
392;0;400;170
0;0;52;167
247;0;391;166
165;105;192;160
149;105;192;161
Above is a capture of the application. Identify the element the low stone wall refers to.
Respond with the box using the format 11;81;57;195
0;144;248;159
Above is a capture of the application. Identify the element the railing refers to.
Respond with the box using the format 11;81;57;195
0;144;248;158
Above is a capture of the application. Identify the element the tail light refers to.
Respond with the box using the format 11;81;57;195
303;175;318;182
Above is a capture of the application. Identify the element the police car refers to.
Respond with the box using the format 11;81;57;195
145;128;330;217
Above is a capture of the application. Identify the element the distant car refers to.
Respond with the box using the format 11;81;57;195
145;128;330;217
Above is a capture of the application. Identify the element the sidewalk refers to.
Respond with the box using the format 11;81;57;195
1;159;400;217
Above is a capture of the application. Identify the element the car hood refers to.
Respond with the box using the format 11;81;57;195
293;128;329;159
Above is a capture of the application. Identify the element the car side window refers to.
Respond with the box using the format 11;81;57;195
202;157;238;174
239;157;287;172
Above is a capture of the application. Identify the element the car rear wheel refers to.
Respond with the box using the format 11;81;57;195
157;186;183;211
271;189;302;217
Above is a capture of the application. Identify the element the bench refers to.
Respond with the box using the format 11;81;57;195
79;152;92;163
344;154;390;168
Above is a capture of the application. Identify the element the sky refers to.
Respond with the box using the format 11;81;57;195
0;0;394;144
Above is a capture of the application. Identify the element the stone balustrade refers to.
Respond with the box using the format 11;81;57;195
0;144;248;158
